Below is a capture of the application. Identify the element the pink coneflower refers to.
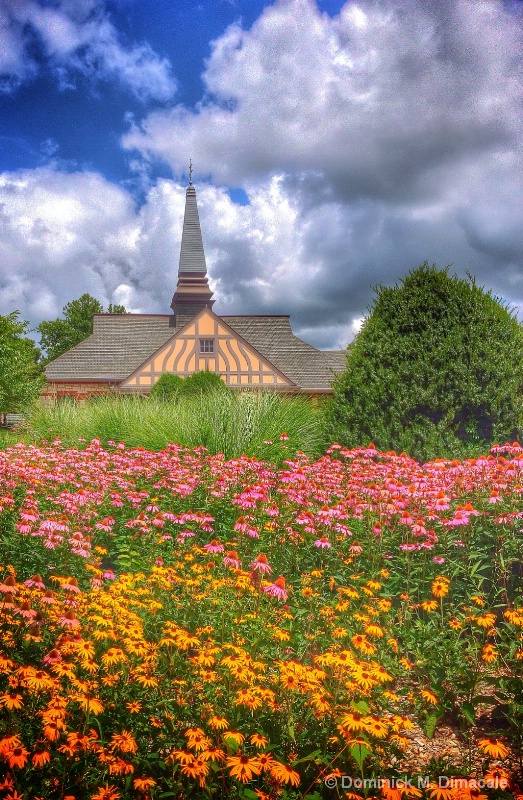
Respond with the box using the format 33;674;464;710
58;611;80;628
314;536;331;549
372;523;382;536
103;571;116;580
204;540;224;554
433;556;445;564
0;576;18;594
16;523;33;534
24;574;45;590
349;540;363;555
279;432;289;441
250;553;272;574
263;576;288;602
223;551;240;569
13;601;37;620
1;593;16;609
95;517;115;532
40;590;57;605
43;648;62;665
61;577;81;593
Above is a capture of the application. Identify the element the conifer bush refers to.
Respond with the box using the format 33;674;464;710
149;372;184;399
329;263;523;461
178;369;230;396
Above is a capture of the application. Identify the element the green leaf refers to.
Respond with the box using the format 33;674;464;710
424;712;441;739
350;740;371;771
460;701;476;725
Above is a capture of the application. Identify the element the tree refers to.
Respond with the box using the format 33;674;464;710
0;312;44;412
328;263;523;461
150;373;185;400
37;294;126;363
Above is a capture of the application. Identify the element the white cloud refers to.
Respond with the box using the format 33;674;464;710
123;0;522;194
1;161;522;351
0;0;176;100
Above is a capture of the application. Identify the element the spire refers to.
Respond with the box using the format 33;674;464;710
170;172;215;317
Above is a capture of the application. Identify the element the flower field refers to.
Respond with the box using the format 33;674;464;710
0;437;522;799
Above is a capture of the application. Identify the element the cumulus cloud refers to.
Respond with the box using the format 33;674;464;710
1;162;522;351
0;0;176;100
123;0;522;193
1;0;522;350
120;0;523;344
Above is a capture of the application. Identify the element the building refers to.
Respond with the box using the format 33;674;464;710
44;180;346;399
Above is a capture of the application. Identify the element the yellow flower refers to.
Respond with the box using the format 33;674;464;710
421;600;438;612
226;754;262;782
476;613;496;629
431;579;449;598
478;738;509;759
269;761;301;787
482;644;498;663
250;733;269;749
421;690;438;705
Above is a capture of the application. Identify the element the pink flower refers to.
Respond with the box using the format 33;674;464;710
250;553;272;574
58;611;80;628
204;540;224;554
279;432;289;441
349;540;363;555
24;574;46;590
223;551;240;569
263;576;288;602
314;536;331;549
433;556;445;564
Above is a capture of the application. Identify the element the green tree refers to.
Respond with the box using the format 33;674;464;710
150;372;185;400
329;263;523;461
37;294;126;363
0;312;44;412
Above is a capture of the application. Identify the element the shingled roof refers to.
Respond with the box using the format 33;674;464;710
45;313;346;391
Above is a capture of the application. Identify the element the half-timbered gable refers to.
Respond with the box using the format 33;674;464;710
121;308;294;389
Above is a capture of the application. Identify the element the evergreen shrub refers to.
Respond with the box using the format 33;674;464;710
329;263;523;461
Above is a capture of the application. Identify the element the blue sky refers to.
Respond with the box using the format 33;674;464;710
1;0;522;348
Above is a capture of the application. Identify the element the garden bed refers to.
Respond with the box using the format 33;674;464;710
0;439;522;798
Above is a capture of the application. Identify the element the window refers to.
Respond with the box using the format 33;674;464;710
200;339;214;353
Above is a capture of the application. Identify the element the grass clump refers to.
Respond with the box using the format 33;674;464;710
25;391;328;461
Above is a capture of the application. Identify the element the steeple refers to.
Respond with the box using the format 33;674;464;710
170;170;215;318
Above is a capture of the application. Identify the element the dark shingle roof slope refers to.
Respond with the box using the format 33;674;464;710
45;313;346;391
45;315;175;381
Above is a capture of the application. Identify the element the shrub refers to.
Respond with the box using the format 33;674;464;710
328;263;523;461
149;372;184;399
178;369;230;396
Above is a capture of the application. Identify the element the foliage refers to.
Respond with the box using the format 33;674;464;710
24;391;326;461
37;294;126;363
0;311;44;412
329;263;523;461
149;372;185;399
178;369;231;396
0;440;522;798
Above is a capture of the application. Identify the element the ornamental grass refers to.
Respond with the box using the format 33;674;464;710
0;439;522;798
24;391;327;462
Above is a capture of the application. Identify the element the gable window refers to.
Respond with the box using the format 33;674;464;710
200;339;214;353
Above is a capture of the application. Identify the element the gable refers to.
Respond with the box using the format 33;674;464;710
121;308;295;389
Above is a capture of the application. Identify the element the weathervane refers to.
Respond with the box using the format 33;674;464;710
189;159;193;185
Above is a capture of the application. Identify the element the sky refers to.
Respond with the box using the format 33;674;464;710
0;0;522;350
